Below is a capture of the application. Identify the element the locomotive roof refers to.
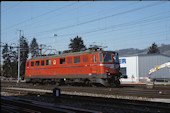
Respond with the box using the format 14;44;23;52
29;50;117;60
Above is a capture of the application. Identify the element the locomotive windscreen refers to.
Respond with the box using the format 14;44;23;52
103;54;112;62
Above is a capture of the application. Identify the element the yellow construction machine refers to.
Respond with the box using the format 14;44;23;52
146;62;170;88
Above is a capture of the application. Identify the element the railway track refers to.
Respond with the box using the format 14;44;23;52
1;88;170;113
2;81;170;99
1;81;170;112
1;96;101;113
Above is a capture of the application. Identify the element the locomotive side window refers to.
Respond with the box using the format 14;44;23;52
27;62;29;67
36;61;40;66
31;61;34;66
83;56;88;62
67;57;72;64
41;60;44;66
74;56;80;63
60;58;65;64
99;54;103;62
46;60;51;65
93;55;96;62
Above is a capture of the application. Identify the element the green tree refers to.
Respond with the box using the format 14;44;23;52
69;36;86;52
2;36;29;79
30;38;39;57
2;44;11;77
147;42;160;54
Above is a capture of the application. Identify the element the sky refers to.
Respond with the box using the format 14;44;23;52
1;1;170;56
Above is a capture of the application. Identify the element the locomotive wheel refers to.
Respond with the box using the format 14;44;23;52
91;83;97;87
108;79;120;88
84;79;91;86
114;80;120;87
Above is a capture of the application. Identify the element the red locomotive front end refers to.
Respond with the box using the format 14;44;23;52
94;52;122;87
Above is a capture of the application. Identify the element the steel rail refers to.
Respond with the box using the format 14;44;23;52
1;96;100;113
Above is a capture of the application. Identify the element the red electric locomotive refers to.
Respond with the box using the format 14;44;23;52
25;50;123;87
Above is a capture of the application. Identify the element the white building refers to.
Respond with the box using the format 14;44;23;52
119;54;170;83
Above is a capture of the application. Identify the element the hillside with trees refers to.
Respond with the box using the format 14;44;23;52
116;43;170;56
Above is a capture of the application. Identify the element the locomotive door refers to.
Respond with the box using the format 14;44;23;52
91;54;97;74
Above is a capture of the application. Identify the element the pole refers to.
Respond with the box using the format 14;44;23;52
0;35;1;74
0;2;1;76
40;44;42;55
17;30;21;83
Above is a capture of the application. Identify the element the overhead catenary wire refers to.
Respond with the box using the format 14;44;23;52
17;2;92;31
24;11;170;40
2;1;138;40
2;1;131;37
1;3;141;45
2;2;165;38
40;31;168;52
5;10;170;45
34;16;170;46
17;1;139;32
2;2;22;13
85;21;170;43
24;1;166;37
1;2;90;36
39;20;170;52
77;1;140;23
2;2;77;32
2;2;170;53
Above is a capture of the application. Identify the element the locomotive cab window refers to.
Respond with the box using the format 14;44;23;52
46;60;51;65
31;61;34;66
74;56;80;63
36;61;40;66
60;58;65;64
41;60;44;66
